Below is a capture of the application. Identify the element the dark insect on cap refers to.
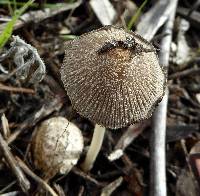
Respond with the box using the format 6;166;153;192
61;26;166;129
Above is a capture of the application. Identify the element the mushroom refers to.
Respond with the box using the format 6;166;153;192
32;117;83;179
60;26;166;172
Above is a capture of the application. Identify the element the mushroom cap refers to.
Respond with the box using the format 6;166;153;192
61;26;166;129
32;117;83;179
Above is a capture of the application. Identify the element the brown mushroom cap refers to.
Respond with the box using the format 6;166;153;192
61;26;166;129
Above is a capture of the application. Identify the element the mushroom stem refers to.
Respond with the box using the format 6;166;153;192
81;124;106;172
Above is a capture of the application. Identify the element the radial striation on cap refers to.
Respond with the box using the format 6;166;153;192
61;26;166;129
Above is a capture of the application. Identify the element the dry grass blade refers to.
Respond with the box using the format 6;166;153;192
90;0;116;25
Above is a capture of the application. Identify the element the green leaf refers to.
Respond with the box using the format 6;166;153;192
60;34;77;40
0;1;74;9
127;0;148;30
0;0;34;48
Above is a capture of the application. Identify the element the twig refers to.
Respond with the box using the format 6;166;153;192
100;177;123;196
136;0;178;195
16;157;58;196
0;1;82;34
0;191;20;196
187;0;200;16
72;167;103;187
7;98;62;144
136;0;175;40
0;82;35;94
150;0;178;196
89;0;116;25
169;67;200;79
114;121;149;151
53;183;65;196
108;121;149;161
0;181;17;194
150;90;168;196
0;132;30;193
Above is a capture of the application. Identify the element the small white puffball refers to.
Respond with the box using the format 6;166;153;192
32;117;83;178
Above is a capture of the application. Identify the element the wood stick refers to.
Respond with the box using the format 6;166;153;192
0;82;35;94
150;1;178;196
16;157;58;196
0;132;30;193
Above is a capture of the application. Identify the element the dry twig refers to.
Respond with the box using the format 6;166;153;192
16;157;58;196
72;167;103;187
0;131;30;193
0;82;35;94
136;0;178;195
0;191;20;196
89;0;116;25
0;1;82;34
108;121;149;161
0;181;17;194
7;98;62;144
100;177;123;196
150;0;178;195
169;67;200;79
136;0;175;40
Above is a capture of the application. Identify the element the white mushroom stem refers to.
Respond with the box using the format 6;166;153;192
81;124;106;172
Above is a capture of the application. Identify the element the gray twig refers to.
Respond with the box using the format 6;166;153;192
89;0;117;25
136;0;178;195
151;91;168;196
136;0;175;41
150;0;178;196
